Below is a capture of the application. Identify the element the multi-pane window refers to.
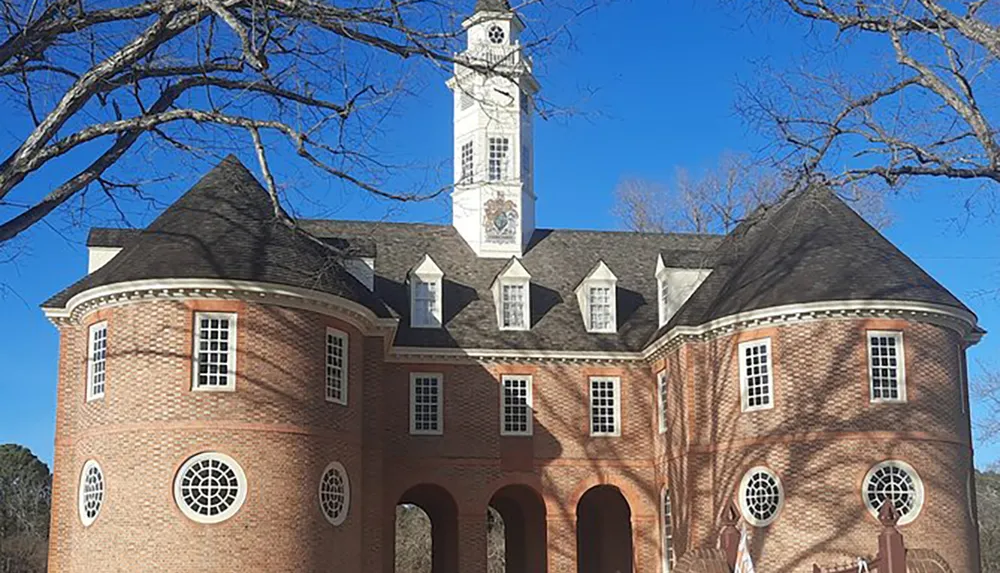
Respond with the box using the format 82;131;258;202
869;331;906;402
326;329;348;405
413;280;439;327
863;460;924;525
739;467;783;526
193;313;236;390
662;488;674;572
739;339;773;411
410;373;443;435
501;283;527;329
589;376;621;436
501;375;532;436
460;141;474;182
588;286;614;332
86;322;108;401
658;279;670;326
488;137;510;181
657;371;668;434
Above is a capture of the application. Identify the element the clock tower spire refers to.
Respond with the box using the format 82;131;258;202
447;0;539;258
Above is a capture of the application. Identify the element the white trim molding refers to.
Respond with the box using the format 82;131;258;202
41;278;399;349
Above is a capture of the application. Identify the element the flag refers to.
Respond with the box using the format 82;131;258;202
733;524;755;573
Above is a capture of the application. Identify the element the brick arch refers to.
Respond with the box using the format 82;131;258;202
567;475;652;520
396;483;460;573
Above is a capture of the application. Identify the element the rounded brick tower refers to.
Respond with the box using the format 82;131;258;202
44;159;394;572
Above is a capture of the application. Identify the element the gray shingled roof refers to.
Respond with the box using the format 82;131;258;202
652;186;973;341
297;220;720;351
44;156;389;317
49;157;975;352
475;0;511;12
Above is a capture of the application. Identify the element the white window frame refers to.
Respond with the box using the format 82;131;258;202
868;330;907;403
658;278;670;327
500;375;533;436
86;321;108;402
500;280;530;331
174;452;247;524
739;338;774;412
488;136;510;181
862;460;924;526
460;140;474;182
191;312;237;392
318;461;351;526
78;459;105;527
589;376;622;437
657;370;668;434
661;486;674;573
738;466;784;527
410;373;444;435
325;328;349;406
587;285;616;333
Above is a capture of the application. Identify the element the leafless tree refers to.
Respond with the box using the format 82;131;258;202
738;1;1000;203
612;153;890;234
0;0;595;247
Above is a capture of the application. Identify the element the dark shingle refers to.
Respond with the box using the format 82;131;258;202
47;159;973;353
299;220;720;352
87;228;141;247
44;156;388;317
475;0;511;12
654;187;972;341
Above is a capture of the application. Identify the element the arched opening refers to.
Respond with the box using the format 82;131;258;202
489;484;548;573
576;485;633;573
396;484;459;573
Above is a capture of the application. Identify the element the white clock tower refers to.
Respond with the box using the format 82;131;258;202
447;0;539;258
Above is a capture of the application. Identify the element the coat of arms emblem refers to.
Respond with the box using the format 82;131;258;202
483;191;518;243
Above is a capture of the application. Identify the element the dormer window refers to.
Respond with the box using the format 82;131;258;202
409;255;444;328
575;261;618;333
655;254;712;328
492;258;531;330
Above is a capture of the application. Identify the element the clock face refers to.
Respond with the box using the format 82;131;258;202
487;25;505;45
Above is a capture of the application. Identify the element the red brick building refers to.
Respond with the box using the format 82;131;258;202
43;2;984;572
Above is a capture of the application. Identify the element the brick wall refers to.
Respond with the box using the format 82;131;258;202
47;299;979;573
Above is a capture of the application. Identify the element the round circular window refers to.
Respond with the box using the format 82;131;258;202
78;460;105;527
487;25;505;44
863;460;924;525
319;461;350;526
174;452;247;524
739;467;783;526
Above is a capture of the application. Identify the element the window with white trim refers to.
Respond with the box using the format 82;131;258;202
868;331;906;402
589;376;621;437
658;279;669;327
410;373;443;435
86;322;108;401
488;137;509;181
863;460;924;525
192;313;236;391
325;328;348;405
657;371;668;434
739;467;783;526
174;452;247;524
413;280;440;327
588;286;614;332
501;283;528;329
501;375;532;436
739;339;773;412
78;460;104;527
661;487;674;572
460;141;474;182
319;461;350;526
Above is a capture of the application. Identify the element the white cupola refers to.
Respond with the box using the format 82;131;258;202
446;0;540;258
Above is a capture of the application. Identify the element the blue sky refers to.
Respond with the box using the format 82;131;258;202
1;1;998;469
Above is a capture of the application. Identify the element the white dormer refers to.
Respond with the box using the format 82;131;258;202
576;261;618;333
492;258;531;330
656;254;712;327
88;246;123;274
409;255;444;328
